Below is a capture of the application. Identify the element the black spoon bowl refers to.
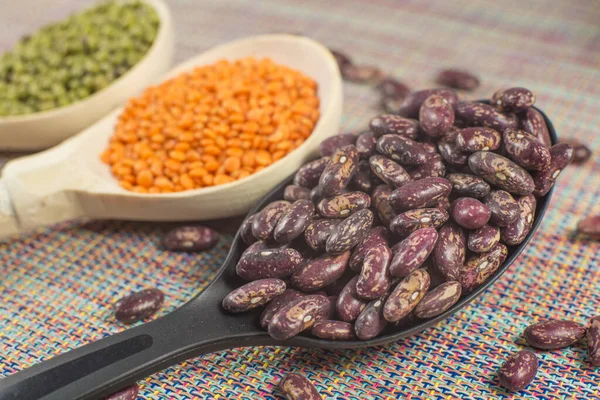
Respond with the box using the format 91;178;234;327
0;105;557;400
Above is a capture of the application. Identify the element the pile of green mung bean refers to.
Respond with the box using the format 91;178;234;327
0;0;159;117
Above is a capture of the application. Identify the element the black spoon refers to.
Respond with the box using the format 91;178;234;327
0;106;557;400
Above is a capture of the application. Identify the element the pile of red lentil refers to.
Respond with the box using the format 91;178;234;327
101;57;320;193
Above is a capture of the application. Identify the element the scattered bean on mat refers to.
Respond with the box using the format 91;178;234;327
114;288;164;325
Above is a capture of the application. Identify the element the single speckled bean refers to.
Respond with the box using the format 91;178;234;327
377;77;410;99
356;131;378;159
468;151;535;195
222;279;286;313
294;157;330;188
369;115;419;139
163;226;220;252
383;269;430;322
312;320;357;340
521;107;552;148
419;94;455;137
563;139;592;164
104;384;139;400
492;87;535;112
236;248;303;280
376;134;428;166
450;197;491;229
356;243;392;299
304;219;341;251
252;201;291;240
447;173;491;198
372;184;397;226
319;145;359;197
284;185;311;202
390;208;449;237
455;127;502;152
433;223;466;281
414;281;462;318
317;191;371;218
437;127;469;166
436;69;480;91
326;209;374;254
408;154;446;180
331;293;348;316
503;128;551;170
336;276;369;322
319;133;357;157
353;160;379;193
588;316;600;366
114;288;164;325
280;373;323;400
391;88;459;119
369;155;411;187
240;214;257;244
459;243;508;292
389;177;452;212
455;101;518;131
355;296;388;340
498;350;539;392
268;295;330;340
485;190;520;227
577;215;600;239
389;228;438;278
533;143;574;197
524;319;586;350
260;289;304;329
241;240;273;259
501;194;536;246
341;64;384;84
349;226;389;271
274;200;315;244
468;225;500;253
291;251;350;291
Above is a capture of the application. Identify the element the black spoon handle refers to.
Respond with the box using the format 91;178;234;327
0;280;270;400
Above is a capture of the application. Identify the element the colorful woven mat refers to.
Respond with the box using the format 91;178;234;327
1;0;600;398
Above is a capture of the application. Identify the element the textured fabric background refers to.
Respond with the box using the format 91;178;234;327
1;0;600;399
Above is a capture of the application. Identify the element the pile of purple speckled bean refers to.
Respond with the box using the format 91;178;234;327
221;85;576;348
96;46;597;398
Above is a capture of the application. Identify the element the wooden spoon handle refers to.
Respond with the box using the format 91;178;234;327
0;146;91;237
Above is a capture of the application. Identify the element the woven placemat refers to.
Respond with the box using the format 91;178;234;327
1;0;600;398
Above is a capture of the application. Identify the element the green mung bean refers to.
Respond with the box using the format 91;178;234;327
0;0;159;117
